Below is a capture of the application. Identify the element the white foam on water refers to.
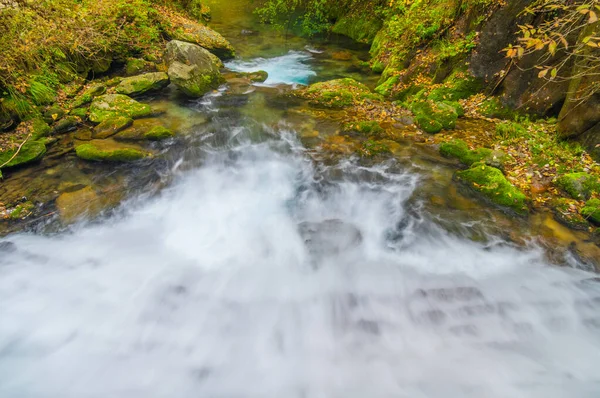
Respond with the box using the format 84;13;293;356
225;50;317;85
1;134;600;398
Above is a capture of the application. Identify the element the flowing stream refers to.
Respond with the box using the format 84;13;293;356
1;2;600;397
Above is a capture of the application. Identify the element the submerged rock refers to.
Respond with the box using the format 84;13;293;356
115;118;174;141
295;78;381;109
88;94;152;123
170;22;235;59
455;162;528;214
115;72;170;96
55;186;102;222
0;140;46;169
298;219;363;261
93;116;133;139
165;40;224;97
75;139;151;162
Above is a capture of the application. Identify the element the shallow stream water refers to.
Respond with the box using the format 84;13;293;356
1;1;600;397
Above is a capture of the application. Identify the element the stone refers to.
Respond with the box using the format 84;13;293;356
93;116;133;139
75;139;151;162
410;100;458;134
71;83;107;108
52;116;79;134
165;40;224;97
114;118;173;141
115;72;170;96
455;162;528;214
295;78;382;109
43;106;65;124
440;139;510;170
170;22;235;59
55;186;102;222
124;58;157;76
555;172;600;201
298;219;363;261
0;140;46;169
581;199;600;225
89;94;152;123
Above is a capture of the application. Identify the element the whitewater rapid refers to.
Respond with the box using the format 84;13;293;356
1;132;599;398
1;50;600;397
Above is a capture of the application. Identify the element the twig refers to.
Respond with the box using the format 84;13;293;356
0;133;32;169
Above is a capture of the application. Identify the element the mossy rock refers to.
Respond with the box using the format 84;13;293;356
374;76;399;97
75;139;151;162
55;186;102;223
114;119;173;141
8;201;35;220
125;58;157;76
52;116;79;134
43;106;65;124
145;126;174;140
165;40;225;98
170;22;235;60
331;14;381;44
360;139;391;157
71;83;107;108
239;70;268;83
93;116;133;139
427;74;482;102
555;172;600;201
410;100;458;134
440;139;510;169
296;78;381;109
552;198;590;230
581;199;600;225
342;121;384;138
89;94;152;124
0;140;46;169
69;107;88;119
476;97;517;120
371;61;386;74
29;118;51;139
115;72;170;97
455;162;528;214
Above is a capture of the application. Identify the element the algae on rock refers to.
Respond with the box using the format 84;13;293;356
455;162;528;214
89;94;152;123
165;40;224;97
115;72;170;96
75;139;151;162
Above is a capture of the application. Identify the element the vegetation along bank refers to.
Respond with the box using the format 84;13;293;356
1;0;600;250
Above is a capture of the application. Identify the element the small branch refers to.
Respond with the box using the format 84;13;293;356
0;133;32;169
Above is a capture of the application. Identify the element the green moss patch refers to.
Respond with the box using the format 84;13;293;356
75;139;150;162
556;172;600;200
115;72;170;96
410;100;458;134
455;162;528;214
89;94;152;124
581;199;600;225
0;140;46;169
145;126;174;140
93;116;134;139
296;78;382;109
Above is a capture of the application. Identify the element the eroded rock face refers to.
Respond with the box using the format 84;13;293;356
165;40;224;97
298;219;363;262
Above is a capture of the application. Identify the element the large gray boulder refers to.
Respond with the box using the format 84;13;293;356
165;40;224;97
